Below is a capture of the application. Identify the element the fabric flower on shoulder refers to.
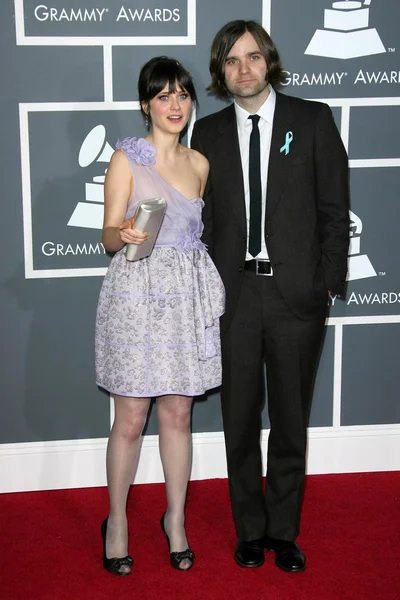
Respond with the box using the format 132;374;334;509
115;137;157;166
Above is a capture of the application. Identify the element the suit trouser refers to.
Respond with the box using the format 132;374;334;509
221;270;327;542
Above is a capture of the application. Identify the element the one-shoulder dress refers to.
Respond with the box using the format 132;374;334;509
95;137;225;398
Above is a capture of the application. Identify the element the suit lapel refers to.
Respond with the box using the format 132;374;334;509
266;92;295;222
215;105;246;235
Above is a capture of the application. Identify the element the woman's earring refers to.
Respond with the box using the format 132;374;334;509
145;114;149;128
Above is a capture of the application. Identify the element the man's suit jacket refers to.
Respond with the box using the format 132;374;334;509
191;91;350;331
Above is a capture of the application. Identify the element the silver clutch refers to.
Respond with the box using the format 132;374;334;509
125;197;167;261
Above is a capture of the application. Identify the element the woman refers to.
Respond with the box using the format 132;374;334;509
95;56;225;575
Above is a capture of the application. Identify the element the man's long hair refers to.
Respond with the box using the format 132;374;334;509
207;20;285;99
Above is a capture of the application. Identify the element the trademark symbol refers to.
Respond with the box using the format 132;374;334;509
388;48;396;52
379;271;386;276
344;73;348;76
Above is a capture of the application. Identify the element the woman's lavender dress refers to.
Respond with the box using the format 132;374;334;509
95;138;225;397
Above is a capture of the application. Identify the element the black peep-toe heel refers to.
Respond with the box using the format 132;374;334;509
160;512;195;571
101;517;133;576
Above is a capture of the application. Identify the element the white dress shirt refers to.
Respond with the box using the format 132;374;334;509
234;85;276;260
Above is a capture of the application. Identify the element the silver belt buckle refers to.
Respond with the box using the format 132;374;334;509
256;259;273;276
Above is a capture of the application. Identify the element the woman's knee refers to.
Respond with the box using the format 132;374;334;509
113;398;149;442
158;400;192;432
115;417;146;442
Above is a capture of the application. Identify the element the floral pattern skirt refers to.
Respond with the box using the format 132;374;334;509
95;246;225;398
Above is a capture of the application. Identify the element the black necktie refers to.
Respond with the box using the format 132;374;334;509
248;114;262;258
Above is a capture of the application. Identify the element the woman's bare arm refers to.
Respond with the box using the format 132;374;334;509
102;150;148;251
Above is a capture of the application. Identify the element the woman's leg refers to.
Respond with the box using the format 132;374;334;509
156;394;193;569
105;395;151;571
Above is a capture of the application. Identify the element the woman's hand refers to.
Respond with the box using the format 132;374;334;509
119;216;149;245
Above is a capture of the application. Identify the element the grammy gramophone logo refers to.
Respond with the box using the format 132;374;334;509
347;210;377;281
68;125;113;229
305;0;386;60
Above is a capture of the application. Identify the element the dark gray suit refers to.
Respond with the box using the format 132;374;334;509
191;91;350;541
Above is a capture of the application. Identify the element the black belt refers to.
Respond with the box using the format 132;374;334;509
244;259;273;276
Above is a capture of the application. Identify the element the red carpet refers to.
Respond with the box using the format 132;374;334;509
1;473;400;600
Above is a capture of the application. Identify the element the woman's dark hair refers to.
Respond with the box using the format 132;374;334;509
138;56;197;123
207;20;285;98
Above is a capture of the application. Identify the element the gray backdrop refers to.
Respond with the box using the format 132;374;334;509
1;0;399;445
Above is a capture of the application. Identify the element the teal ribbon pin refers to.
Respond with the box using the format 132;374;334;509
280;131;293;155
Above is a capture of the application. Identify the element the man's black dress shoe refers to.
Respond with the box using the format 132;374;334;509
265;537;306;572
234;539;265;568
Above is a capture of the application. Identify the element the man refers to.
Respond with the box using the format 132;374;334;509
191;20;349;572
